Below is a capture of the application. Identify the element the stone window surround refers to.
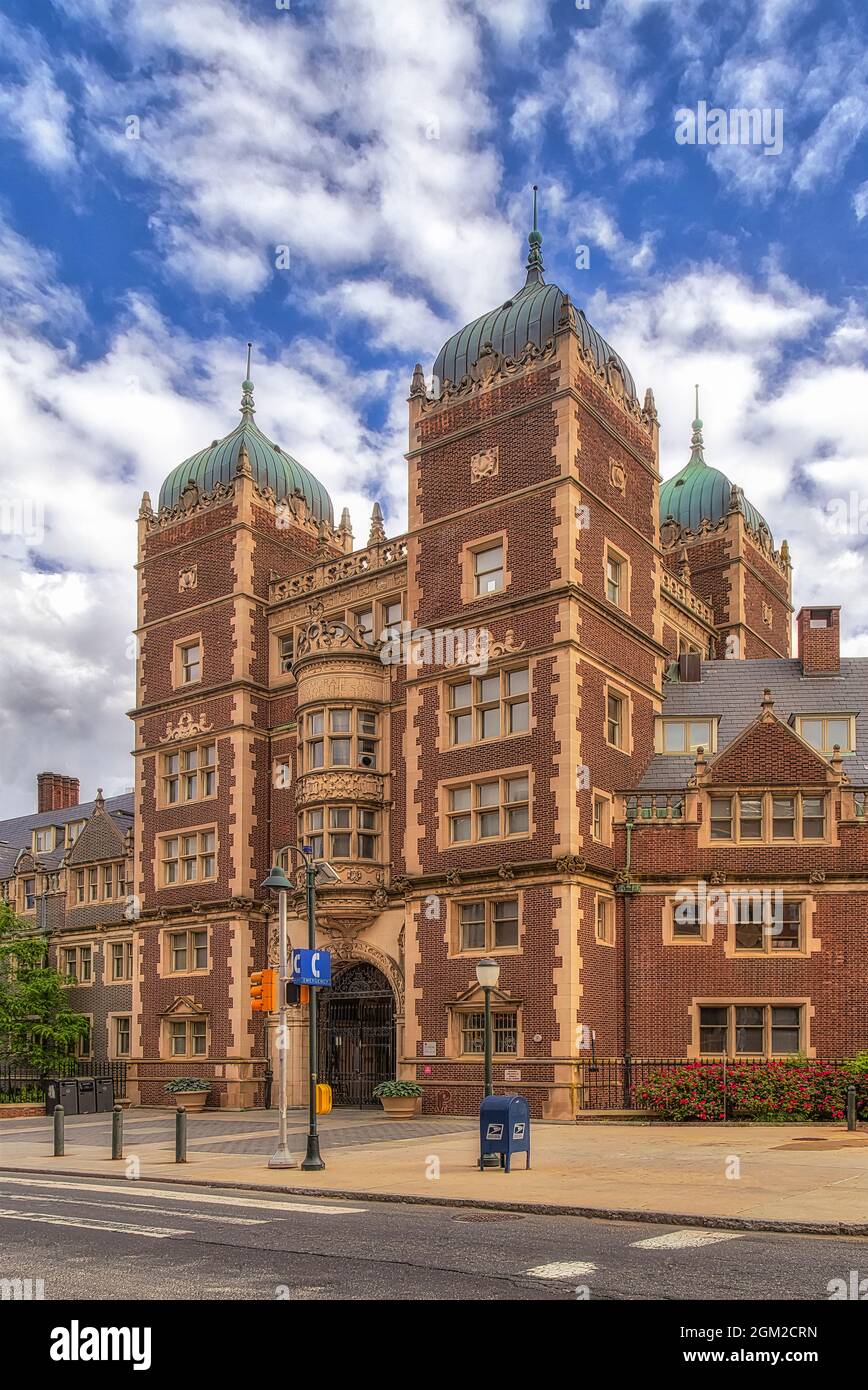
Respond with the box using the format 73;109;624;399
59;941;95;986
448;890;523;959
698;790;834;848
108;1011;133;1060
663;889;819;958
440;659;534;752
687;997;814;1060
437;765;533;853
110;937;135;982
656;715;718;755
159;924;211;979
163;1014;209;1060
603;680;632;754
591;788;614;846
158;737;218;810
604;540;632;614
594;892;616;946
459;530;512;607
173;632;203;690
155;823;218;890
449;1001;523;1059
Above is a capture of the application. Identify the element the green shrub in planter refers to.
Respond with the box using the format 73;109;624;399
164;1077;213;1094
373;1080;422;1099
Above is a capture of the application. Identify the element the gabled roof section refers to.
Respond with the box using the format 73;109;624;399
697;691;840;788
0;792;133;871
636;658;868;792
66;791;129;865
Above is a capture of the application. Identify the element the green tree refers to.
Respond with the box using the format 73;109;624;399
0;901;89;1071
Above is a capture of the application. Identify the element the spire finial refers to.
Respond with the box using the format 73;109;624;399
524;182;545;286
240;341;255;418
688;384;705;466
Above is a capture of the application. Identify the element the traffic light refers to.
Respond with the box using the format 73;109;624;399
285;982;310;1007
250;968;276;1012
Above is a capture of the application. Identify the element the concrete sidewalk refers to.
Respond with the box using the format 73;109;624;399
2;1112;867;1233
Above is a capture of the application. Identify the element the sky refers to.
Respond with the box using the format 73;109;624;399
0;0;867;815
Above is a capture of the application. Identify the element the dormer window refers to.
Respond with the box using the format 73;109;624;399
659;718;715;754
33;827;56;854
795;715;854;755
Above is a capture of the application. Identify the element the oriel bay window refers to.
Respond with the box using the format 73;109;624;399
301;709;379;770
448;668;529;745
163;742;216;804
161;830;216;885
300;806;380;861
708;792;828;843
457;897;520;952
447;775;530;844
699;1003;802;1057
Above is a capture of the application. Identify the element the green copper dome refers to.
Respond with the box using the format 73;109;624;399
158;372;333;524
432;192;636;399
659;410;770;541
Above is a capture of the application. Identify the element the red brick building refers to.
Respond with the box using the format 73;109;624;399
124;224;867;1114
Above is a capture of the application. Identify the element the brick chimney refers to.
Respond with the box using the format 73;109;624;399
796;606;841;675
37;773;81;813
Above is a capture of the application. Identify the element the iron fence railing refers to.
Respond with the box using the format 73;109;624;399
0;1059;127;1104
576;1055;846;1111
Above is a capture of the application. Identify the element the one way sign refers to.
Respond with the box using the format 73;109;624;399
290;948;332;986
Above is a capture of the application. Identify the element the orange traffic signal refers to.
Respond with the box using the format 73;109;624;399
250;968;276;1012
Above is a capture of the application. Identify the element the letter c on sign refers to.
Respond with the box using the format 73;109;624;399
312;953;321;978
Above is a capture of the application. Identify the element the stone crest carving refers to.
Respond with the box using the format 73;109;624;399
470;446;499;482
295;600;373;660
762;601;773;628
159;711;214;743
557;855;587;874
609;458;627;495
178;564;198;593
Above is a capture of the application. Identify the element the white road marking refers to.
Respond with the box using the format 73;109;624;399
0;1175;365;1215
0;1192;267;1225
0;1208;190;1239
632;1230;746;1250
525;1261;598;1279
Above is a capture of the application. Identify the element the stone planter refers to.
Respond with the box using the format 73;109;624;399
171;1090;210;1112
378;1095;421;1119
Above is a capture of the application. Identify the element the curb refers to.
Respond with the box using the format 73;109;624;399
1;1163;865;1237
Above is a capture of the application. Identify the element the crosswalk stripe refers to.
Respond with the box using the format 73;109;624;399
0;1192;267;1225
632;1230;746;1250
0;1208;189;1239
525;1261;597;1279
0;1175;364;1215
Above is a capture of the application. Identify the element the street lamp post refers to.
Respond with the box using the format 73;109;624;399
261;862;295;1169
476;957;501;1168
262;846;335;1173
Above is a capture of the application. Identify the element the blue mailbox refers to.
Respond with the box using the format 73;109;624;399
479;1094;531;1172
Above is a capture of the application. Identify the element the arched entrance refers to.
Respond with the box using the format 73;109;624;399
318;963;396;1107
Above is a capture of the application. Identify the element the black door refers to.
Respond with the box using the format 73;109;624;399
318;964;396;1107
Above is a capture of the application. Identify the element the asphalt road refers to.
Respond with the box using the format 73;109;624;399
0;1172;865;1301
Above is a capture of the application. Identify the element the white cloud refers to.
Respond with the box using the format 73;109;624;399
0;16;77;173
310;280;450;356
854;180;868;220
792;93;868;193
568;197;658;274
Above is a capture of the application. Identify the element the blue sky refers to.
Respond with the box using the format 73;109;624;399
0;0;867;814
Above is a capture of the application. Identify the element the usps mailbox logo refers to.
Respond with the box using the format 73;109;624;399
485;1123;504;1140
513;1122;526;1139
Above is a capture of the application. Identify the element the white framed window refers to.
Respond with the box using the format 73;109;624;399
448;668;529;745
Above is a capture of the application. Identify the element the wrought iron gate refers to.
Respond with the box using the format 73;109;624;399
318;963;396;1107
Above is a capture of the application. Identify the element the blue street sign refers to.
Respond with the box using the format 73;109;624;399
290;948;332;986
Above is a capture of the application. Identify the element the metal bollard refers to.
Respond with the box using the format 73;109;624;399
175;1106;187;1163
53;1104;64;1156
847;1085;857;1132
111;1104;123;1159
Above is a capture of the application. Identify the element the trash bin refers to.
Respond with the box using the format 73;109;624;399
479;1093;531;1172
45;1077;79;1115
95;1077;115;1113
76;1077;97;1114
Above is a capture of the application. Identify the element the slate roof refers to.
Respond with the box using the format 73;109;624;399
636;659;868;791
0;793;134;874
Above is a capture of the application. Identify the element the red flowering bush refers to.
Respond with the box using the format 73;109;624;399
634;1059;868;1122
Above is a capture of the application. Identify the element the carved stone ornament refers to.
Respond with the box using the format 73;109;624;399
178;564;198;593
295;599;373;660
391;875;410;894
762;601;773;628
498;862;515;880
609;458;627;495
708;871;727;886
371;886;389;909
459;627;526;667
296;771;382;806
470;445;499;482
557;855;587;874
423;337;556;410
445;869;462;886
159;711;214;744
329;938;405;1014
809;868;826;884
